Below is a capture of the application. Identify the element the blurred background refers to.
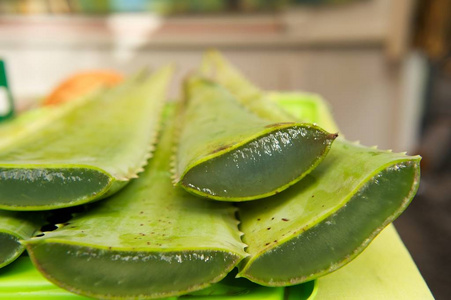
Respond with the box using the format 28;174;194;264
0;0;449;298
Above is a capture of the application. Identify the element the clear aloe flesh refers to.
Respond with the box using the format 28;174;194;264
176;77;336;201
237;139;421;285
24;106;247;299
0;211;41;268
0;66;173;211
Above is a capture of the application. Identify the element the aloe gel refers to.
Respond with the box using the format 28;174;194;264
175;77;337;201
24;106;247;299
0;66;173;211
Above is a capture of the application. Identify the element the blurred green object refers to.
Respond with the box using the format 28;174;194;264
77;0;111;13
291;0;365;5
0;0;288;14
0;60;14;122
61;0;284;14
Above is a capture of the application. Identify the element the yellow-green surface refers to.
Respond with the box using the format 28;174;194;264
315;225;433;299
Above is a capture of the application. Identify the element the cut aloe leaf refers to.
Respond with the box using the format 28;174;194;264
0;66;173;211
175;77;337;201
200;50;297;123
0;211;42;268
24;105;247;299
200;53;421;284
237;138;421;285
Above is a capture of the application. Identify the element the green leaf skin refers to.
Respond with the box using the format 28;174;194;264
237;139;421;286
267;92;340;134
200;51;298;123
0;104;75;151
0;66;173;211
0;211;41;268
200;51;340;134
0;71;147;152
175;77;337;201
24;105;247;300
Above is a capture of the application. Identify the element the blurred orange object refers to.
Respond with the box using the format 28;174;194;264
43;71;123;106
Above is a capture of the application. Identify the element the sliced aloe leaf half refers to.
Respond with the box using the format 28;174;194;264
0;211;42;268
0;66;173;211
175;77;337;201
24;105;247;299
237;138;421;285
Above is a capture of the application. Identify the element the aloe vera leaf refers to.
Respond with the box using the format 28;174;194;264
200;50;297;123
0;66;173;211
0;71;147;152
237;138;421;285
201;51;341;136
267;92;340;134
24;105;247;300
175;77;337;201
0;103;78;151
0;211;41;268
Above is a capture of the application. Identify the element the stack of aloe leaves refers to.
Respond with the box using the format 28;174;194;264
0;52;421;299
